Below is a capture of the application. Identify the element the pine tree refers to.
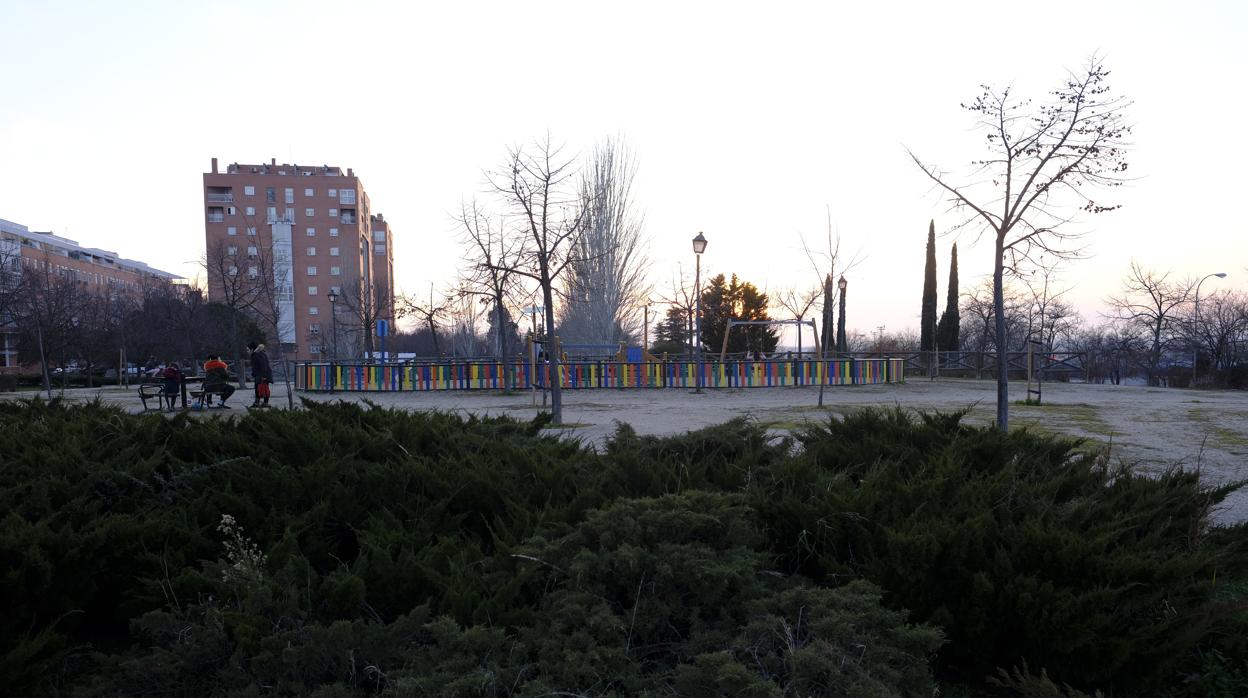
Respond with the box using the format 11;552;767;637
651;306;689;356
920;220;938;351
700;274;779;355
937;243;960;351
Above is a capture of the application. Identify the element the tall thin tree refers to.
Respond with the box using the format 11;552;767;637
921;220;938;352
937;243;960;351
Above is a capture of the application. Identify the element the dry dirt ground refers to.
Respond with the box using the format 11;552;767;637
11;378;1248;522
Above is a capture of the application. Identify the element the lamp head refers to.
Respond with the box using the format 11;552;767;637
327;290;338;303
838;275;847;291
692;232;707;255
1214;272;1228;278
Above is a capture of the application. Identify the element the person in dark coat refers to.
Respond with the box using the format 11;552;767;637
203;354;235;407
247;342;273;408
161;360;184;410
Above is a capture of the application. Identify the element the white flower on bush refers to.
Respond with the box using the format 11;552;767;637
218;514;267;585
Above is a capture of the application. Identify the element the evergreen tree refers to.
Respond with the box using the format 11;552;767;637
920;220;938;351
937;243;960;351
700;274;779;355
650;306;689;356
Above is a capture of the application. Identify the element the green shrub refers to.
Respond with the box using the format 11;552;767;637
1;399;1244;696
769;407;1248;693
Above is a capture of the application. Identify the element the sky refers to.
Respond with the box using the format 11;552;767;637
2;0;1245;343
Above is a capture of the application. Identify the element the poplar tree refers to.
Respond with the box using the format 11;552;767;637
920;220;938;351
937;243;960;351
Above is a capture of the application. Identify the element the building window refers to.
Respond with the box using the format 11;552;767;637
310;344;321;354
248;265;258;279
375;244;386;256
266;207;277;223
305;208;315;217
207;207;224;223
373;230;386;242
247;246;258;257
228;265;238;276
227;245;238;256
328;208;337;218
245;206;256;216
227;226;237;236
309;306;320;315
246;227;257;236
308;285;318;296
330;266;341;276
328;188;337;197
309;323;320;334
307;247;317;257
329;227;339;237
284;188;294;204
307;266;317;276
329;246;339;256
265;187;275;203
304;188;314;197
339;189;356;204
285;207;295;223
244;185;255;196
226;206;236;216
306;227;316;237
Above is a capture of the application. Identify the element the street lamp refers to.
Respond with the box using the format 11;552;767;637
692;232;708;393
836;276;847;353
327;289;339;391
1193;272;1227;386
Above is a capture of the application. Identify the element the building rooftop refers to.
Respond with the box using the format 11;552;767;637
0;217;180;280
217;159;355;178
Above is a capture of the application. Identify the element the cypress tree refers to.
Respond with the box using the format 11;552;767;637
920;220;938;351
937;243;960;351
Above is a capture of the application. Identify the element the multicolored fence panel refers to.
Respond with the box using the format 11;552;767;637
297;358;905;392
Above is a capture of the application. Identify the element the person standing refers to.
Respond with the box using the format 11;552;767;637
247;342;272;408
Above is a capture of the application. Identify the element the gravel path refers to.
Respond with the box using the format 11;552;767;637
10;379;1248;522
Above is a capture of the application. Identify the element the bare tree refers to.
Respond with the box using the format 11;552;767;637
910;58;1131;430
1180;289;1248;377
397;283;453;358
14;255;84;397
558;138;649;345
333;276;391;360
484;135;587;425
457;198;525;374
204;238;267;387
655;265;701;357
1106;262;1194;386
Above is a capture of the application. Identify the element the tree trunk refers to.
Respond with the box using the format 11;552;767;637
543;282;562;425
993;236;1009;431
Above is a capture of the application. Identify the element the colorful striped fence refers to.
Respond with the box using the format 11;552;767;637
296;358;905;392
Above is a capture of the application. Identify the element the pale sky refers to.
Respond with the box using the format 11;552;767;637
2;0;1245;341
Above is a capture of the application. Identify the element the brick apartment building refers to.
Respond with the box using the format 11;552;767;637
0;217;180;372
202;159;395;361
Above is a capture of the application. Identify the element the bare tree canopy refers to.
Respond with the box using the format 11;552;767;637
1107;261;1194;387
910;57;1132;430
558;138;649;345
483;134;587;425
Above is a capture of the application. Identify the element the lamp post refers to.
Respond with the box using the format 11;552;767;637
327;289;339;391
692;232;708;393
836;276;847;353
1193;272;1227;386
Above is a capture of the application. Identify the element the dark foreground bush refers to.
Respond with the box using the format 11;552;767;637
0;398;1245;695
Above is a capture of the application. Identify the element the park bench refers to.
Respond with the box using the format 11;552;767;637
138;383;173;411
189;382;234;410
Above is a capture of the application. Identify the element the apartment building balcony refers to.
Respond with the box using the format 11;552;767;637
340;214;357;224
206;187;234;203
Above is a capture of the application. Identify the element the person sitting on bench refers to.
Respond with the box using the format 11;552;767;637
161;361;184;410
203;354;235;408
